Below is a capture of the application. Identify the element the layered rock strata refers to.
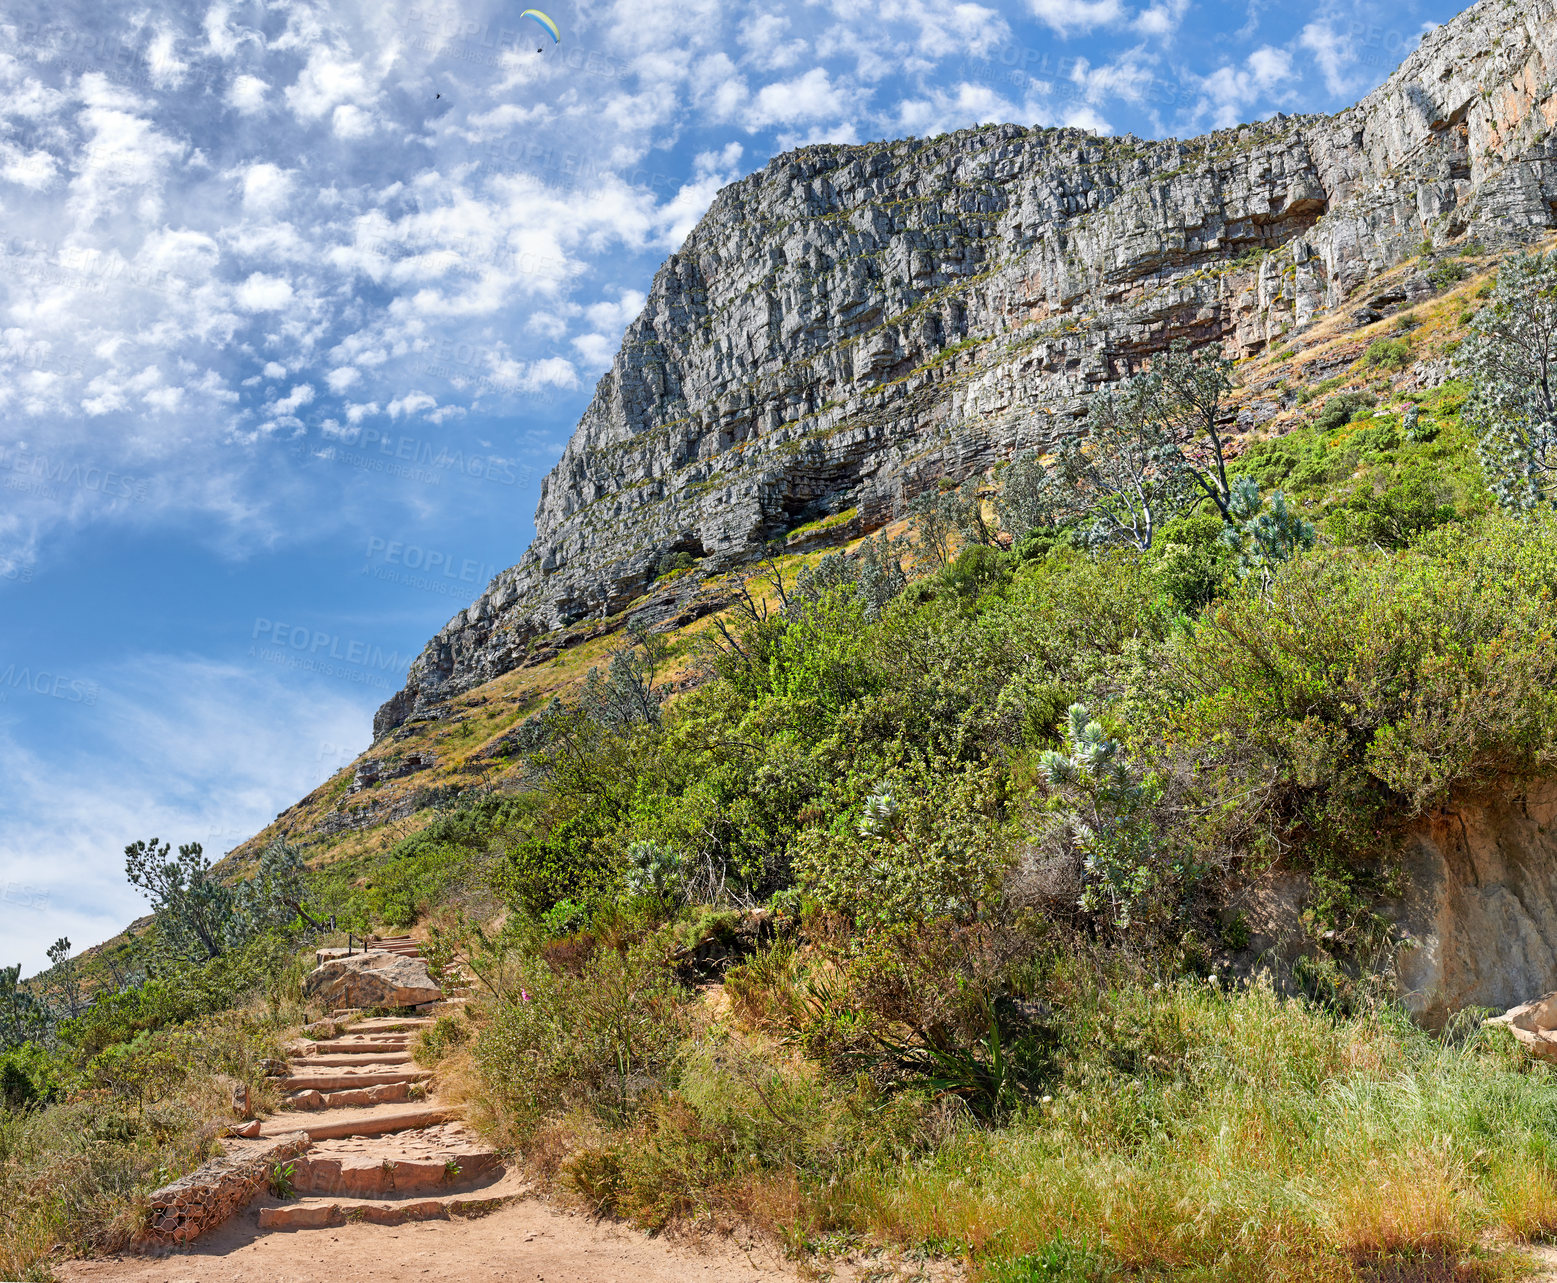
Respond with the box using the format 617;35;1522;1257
378;0;1557;735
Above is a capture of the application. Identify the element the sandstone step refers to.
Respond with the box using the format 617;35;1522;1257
258;1104;462;1142
290;1140;503;1197
297;1051;414;1067
255;1182;519;1230
284;1081;418;1111
346;1017;435;1034
293;1037;413;1055
281;1069;430;1093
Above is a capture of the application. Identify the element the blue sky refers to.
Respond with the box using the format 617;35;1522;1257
0;0;1464;972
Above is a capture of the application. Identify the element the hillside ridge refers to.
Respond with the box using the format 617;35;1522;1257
370;0;1557;739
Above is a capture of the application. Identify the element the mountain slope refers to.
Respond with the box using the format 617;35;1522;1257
370;0;1557;737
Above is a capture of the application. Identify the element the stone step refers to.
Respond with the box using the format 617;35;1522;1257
281;1069;430;1093
255;1183;519;1230
346;1017;435;1034
284;1081;419;1111
293;1037;413;1055
296;1051;414;1067
290;1145;503;1197
258;1104;462;1142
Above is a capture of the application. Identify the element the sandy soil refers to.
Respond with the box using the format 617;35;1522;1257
58;1195;800;1283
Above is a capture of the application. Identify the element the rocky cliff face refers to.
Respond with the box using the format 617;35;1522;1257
375;0;1557;737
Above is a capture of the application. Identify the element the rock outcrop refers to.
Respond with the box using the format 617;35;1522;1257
1486;992;1557;1058
376;0;1557;736
1393;778;1557;1025
302;950;443;1010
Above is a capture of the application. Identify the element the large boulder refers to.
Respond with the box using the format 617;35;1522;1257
1486;994;1557;1060
303;949;442;1009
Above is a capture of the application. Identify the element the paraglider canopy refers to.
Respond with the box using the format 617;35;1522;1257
521;9;560;46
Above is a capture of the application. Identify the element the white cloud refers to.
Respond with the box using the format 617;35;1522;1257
332;104;375;139
67;86;188;225
896;81;1033;136
743;68;849;129
1135;0;1189;37
239;161;293;213
1300;20;1357;97
285;49;375;124
1029;0;1127;37
1198;45;1294;127
271;383;315;414
0;657;371;973
1071;52;1156;106
146;29;189;90
226;74;268;114
0;145;59;190
326;366;361;393
237;272;294;311
657;143;745;246
387;391;437;419
1062;104;1113;132
523;357;577;390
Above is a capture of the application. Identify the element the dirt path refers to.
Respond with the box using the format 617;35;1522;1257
59;940;824;1283
58;1198;798;1282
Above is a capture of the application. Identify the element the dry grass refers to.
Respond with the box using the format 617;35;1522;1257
458;957;1557;1282
0;1003;298;1281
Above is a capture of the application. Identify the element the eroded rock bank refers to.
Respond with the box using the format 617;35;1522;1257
1395;780;1557;1026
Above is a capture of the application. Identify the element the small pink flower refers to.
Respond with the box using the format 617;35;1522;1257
521;988;531;1002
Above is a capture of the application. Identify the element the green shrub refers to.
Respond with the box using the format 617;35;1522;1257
1166;516;1557;850
1429;259;1465;290
986;1241;1116;1282
475;929;688;1136
793;761;1012;924
1324;472;1457;550
413;1013;469;1066
1314;392;1376;432
1364;337;1412;371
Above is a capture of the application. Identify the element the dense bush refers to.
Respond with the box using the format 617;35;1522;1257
1163;516;1557;854
474;928;689;1136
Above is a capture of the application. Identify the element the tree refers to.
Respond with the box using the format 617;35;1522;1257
1219;476;1316;588
1037;705;1162;930
41;937;87;1023
789;535;907;623
124;838;234;962
232;838;324;937
908;486;961;567
1455;251;1557;511
854;534;908;620
953;476;1001;547
581;621;667;730
0;964;47;1051
1051;382;1194;551
995;451;1066;542
1142;340;1238;522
